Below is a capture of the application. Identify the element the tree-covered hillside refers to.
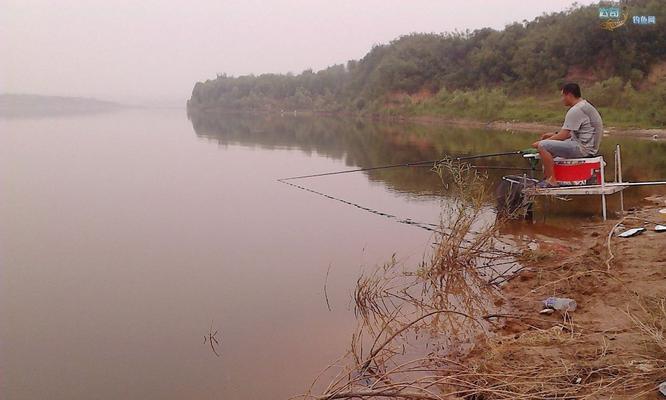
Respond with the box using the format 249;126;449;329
188;1;666;126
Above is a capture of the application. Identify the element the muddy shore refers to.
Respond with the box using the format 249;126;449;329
464;202;666;398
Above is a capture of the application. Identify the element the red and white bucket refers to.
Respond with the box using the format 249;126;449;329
553;156;604;186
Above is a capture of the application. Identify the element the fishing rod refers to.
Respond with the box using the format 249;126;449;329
276;149;529;236
278;150;524;181
471;165;533;171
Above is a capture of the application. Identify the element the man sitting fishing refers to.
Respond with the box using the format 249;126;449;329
532;82;603;188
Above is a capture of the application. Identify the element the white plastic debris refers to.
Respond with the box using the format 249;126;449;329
659;381;666;396
659;208;666;214
539;308;555;315
618;227;646;238
655;225;666;232
543;297;577;312
613;225;625;235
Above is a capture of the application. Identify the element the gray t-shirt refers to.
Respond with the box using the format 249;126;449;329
562;99;603;155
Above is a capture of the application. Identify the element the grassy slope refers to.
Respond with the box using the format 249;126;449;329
386;94;664;130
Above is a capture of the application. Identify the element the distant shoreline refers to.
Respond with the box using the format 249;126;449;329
186;105;666;141
0;94;138;118
398;114;666;140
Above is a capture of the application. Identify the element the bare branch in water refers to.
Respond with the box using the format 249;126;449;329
206;320;221;357
324;263;333;312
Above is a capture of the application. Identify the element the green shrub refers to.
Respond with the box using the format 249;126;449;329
586;77;625;107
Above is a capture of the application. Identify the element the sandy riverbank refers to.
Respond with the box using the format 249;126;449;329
462;202;666;398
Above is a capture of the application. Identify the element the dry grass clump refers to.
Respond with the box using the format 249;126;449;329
450;322;665;399
627;294;666;354
349;160;514;342
292;160;515;400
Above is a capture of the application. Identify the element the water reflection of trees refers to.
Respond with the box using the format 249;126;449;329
188;110;532;194
188;110;666;213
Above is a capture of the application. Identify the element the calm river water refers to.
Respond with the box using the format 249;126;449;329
2;108;665;399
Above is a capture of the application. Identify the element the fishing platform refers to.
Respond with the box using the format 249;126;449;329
505;145;666;220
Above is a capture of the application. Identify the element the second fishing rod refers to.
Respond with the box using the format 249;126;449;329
278;149;530;182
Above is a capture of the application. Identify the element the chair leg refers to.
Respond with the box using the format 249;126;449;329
620;191;624;215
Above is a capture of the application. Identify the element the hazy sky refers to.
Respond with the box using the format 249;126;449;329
1;0;597;104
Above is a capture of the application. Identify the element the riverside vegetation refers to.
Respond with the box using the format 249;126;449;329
188;1;666;128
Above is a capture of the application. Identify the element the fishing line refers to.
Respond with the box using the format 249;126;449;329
275;150;531;281
278;175;521;261
277;150;526;235
278;178;442;234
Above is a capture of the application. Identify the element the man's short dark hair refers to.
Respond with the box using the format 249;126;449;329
561;82;581;98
